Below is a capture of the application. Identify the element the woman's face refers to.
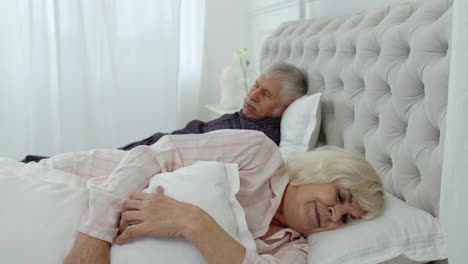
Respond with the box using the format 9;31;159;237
282;182;366;235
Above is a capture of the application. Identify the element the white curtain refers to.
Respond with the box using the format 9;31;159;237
0;0;204;160
440;0;468;262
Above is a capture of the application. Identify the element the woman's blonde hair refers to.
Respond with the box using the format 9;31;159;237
286;146;384;220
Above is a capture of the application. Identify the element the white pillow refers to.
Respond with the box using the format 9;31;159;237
0;159;253;264
307;193;447;264
280;93;322;160
111;161;254;264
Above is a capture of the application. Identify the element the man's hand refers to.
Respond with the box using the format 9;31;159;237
114;186;199;245
64;233;110;264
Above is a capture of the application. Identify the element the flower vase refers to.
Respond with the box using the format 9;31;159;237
220;65;242;109
238;77;248;109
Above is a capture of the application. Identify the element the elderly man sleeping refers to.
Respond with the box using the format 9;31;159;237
0;130;383;263
21;62;307;163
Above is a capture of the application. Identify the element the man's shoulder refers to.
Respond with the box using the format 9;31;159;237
198;112;243;132
241;115;282;128
204;111;281;132
207;112;242;124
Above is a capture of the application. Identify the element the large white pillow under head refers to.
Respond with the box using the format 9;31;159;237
307;193;447;264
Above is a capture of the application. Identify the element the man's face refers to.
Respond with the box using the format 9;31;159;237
241;74;291;120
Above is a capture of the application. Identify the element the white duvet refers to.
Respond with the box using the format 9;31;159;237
0;158;253;264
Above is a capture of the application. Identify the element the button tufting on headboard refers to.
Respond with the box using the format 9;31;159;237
260;0;453;217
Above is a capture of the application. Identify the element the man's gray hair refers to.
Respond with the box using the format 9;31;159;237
263;62;308;103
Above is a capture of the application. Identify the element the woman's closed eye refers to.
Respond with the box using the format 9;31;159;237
337;188;344;203
337;189;351;224
342;214;349;224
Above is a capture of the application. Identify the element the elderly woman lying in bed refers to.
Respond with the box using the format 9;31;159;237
58;129;383;264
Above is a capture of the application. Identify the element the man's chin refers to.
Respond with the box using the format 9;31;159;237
242;108;257;120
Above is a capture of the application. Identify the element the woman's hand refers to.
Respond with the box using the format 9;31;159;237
115;185;246;264
114;186;198;245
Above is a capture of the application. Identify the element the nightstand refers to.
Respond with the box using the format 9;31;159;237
204;104;238;120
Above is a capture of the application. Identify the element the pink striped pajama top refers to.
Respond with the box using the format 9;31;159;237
39;129;308;263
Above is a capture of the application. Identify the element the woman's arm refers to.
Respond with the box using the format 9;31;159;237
38;149;125;179
114;186;308;264
186;207;246;264
79;129;280;242
64;129;300;264
64;186;247;264
115;186;246;264
64;234;111;264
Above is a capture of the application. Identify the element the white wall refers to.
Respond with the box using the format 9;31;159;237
248;0;303;78
198;0;250;120
315;0;415;16
198;0;307;120
198;0;415;120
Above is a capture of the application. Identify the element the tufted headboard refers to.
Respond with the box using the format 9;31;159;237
260;0;452;217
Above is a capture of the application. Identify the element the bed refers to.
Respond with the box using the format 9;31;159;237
0;0;451;263
261;0;451;263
